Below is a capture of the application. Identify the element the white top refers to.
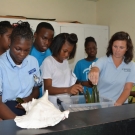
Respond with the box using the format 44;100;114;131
41;56;77;108
94;55;135;103
41;56;76;87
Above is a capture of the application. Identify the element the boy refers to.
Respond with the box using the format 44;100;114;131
30;22;54;97
30;22;54;66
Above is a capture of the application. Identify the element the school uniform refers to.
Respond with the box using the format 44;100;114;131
30;45;52;97
0;50;41;115
94;55;135;103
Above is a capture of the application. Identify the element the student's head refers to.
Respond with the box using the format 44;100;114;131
0;21;13;54
84;37;97;58
50;33;78;63
106;31;133;64
10;21;33;65
34;22;54;52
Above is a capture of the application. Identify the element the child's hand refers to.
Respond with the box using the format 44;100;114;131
15;103;24;110
68;84;83;95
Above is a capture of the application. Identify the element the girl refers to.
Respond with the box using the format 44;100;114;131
0;21;41;120
41;33;83;97
0;21;13;55
74;37;98;94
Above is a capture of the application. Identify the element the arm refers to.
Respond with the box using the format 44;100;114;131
0;96;16;120
44;79;83;95
23;86;39;102
115;82;133;106
76;80;93;87
88;67;100;85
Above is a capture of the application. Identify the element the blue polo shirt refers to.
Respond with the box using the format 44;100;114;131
30;45;52;97
95;55;135;102
0;50;40;103
30;45;52;66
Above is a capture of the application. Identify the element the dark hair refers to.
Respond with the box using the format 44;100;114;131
84;37;97;48
35;22;54;33
11;21;33;45
50;33;78;60
0;21;12;35
106;31;133;64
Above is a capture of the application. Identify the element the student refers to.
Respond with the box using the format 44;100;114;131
0;21;13;55
41;33;83;97
88;31;135;106
30;22;54;66
74;37;98;94
0;21;41;120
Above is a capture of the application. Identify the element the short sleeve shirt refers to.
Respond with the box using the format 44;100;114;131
94;55;135;102
74;58;98;94
0;50;41;103
41;56;76;87
30;45;52;66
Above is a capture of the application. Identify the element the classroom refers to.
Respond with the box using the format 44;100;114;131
0;0;135;134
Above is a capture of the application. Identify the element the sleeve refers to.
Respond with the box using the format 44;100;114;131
0;68;2;96
93;56;107;72
41;57;53;79
126;62;135;83
74;61;81;80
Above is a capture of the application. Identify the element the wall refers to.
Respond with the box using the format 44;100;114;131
97;0;135;46
0;0;97;24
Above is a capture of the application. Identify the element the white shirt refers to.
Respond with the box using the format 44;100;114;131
41;56;76;88
41;56;77;108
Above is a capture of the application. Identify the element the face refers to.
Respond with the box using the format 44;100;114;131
10;38;32;65
0;28;13;52
112;40;127;59
56;41;74;63
34;28;54;52
85;42;97;57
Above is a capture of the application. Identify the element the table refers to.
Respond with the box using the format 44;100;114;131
0;104;135;135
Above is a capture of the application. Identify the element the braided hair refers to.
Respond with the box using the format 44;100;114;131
11;21;33;45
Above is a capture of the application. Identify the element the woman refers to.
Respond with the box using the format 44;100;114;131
41;33;83;97
88;31;135;106
0;21;41;120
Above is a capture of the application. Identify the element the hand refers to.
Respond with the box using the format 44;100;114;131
67;84;83;95
15;99;27;110
15;103;25;110
88;67;99;85
114;102;122;106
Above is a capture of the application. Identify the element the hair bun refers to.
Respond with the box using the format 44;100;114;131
68;33;78;44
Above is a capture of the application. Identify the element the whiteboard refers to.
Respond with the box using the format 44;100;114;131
59;24;109;70
0;18;60;36
84;26;109;58
60;26;85;70
0;18;109;70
